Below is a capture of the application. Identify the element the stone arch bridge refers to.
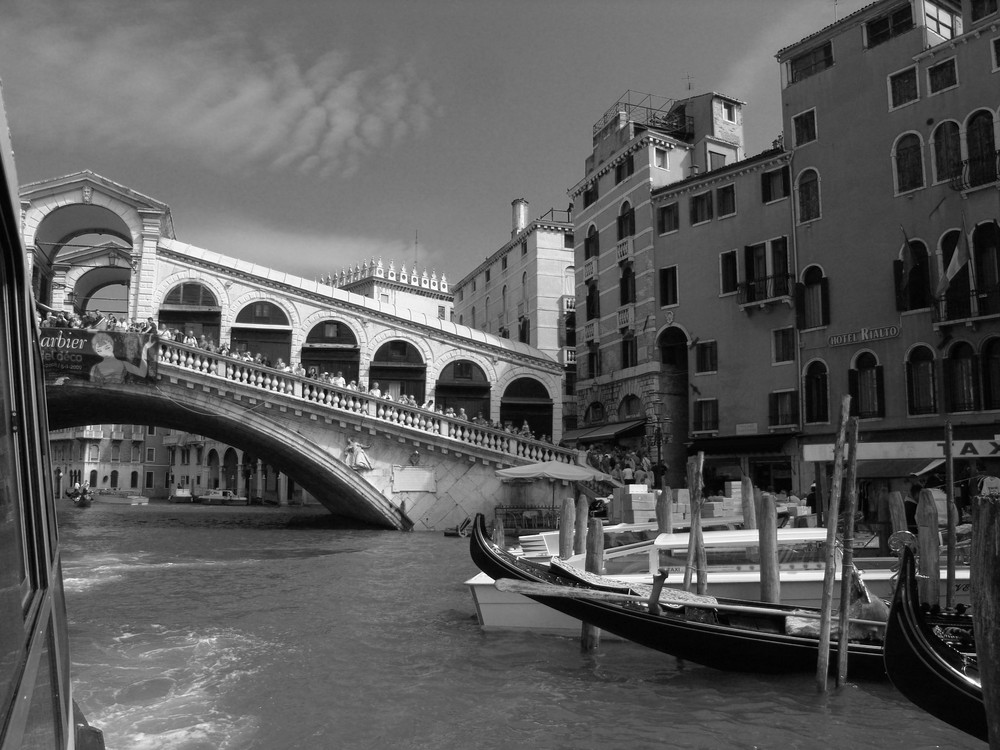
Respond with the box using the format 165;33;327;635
46;339;577;530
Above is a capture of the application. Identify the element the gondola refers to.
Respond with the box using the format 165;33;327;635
883;546;985;741
469;514;887;677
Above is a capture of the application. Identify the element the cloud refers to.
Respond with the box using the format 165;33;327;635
0;0;437;179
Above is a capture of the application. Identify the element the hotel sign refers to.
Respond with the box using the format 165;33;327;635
828;324;900;347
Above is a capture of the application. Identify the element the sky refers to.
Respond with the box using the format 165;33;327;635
0;0;873;286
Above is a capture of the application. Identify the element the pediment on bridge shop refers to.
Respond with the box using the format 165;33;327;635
21;170;175;267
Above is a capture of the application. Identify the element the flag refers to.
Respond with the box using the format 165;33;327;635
899;225;914;293
936;214;972;297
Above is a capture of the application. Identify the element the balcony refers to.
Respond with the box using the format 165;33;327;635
560;347;577;366
584;321;598;342
561;295;576;313
615;237;634;264
617;303;634;329
950;151;999;192
933;283;1000;325
110;430;124;440
738;273;793;310
583;257;597;281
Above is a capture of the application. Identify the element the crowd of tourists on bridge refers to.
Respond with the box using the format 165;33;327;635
39;309;158;333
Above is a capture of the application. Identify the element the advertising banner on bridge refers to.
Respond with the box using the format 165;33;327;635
40;329;159;384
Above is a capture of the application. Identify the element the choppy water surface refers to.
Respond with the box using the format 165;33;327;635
60;503;979;750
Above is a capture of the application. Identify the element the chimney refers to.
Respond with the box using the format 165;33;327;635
511;198;529;237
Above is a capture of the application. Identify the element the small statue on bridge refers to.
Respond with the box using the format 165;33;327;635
345;438;374;472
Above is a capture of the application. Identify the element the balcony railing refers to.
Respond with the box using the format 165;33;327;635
615;237;634;264
561;295;576;313
560;347;576;366
617;304;634;329
933;282;1000;323
950;151;1000;191
584;257;597;281
584;321;598;342
737;273;793;307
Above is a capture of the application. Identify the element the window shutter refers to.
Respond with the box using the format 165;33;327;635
875;365;886;417
794;282;806;329
942;358;954;412
761;172;771;203
689;200;698;226
790;392;800;425
971;354;981;410
782;166;791;196
820;277;831;325
893;259;906;311
904;361;915;414
848;369;859;416
769;392;778;426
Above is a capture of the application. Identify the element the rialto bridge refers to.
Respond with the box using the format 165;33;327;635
25;171;575;529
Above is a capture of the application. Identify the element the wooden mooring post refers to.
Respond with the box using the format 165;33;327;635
741;475;757;530
656;485;673;534
574;494;589;556
757;492;779;604
836;416;859;687
917;488;941;607
971;494;1000;747
816;394;851;691
581;516;604;651
558;495;575;559
683;453;707;595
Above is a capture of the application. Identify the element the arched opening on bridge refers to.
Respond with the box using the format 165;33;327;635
435;360;490;420
70;255;132;318
207;449;220;489
300;320;360;381
369;340;426;403
500;378;553;439
159;282;222;342
231;302;292;365
30;203;134;308
223;448;239;491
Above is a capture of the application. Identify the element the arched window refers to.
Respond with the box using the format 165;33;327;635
619;265;635;305
88;444;98;461
940;229;971;317
110;470;119;488
797;169;820;222
585;225;600;259
234;301;289;326
944;341;979;412
894;133;924;192
584;401;605;424
849;351;884;418
895;240;931;311
131;471;139;489
803;360;829;423
967;111;997;187
906;346;937;415
618;394;642;421
932;121;961;182
617;201;635;240
982;338;1000;411
796;265;829;329
973;221;1000;316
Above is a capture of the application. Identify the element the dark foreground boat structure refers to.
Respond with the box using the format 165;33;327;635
469;514;886;677
883;547;985;741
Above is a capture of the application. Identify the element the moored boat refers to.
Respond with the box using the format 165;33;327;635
469;514;888;677
883;546;985;741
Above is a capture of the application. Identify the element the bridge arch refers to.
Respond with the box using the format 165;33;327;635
499;376;554;438
25;199;141;266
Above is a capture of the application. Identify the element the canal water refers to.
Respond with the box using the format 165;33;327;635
60;503;979;750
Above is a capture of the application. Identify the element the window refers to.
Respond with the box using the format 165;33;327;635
866;4;914;47
621;337;638;368
617;202;635;240
925;1;958;39
723;101;736;122
720;250;738;295
849;352;885;419
563;233;573;249
797;169;820;222
928;58;958;94
88;444;98;461
615;155;634;184
889;68;918;108
518;318;530;344
944;342;979;412
973;0;998;21
693;399;719;432
793;110;816;146
742;237;790;302
796;265;830;329
773;328;795;363
894;133;924;193
585;225;600;259
654;147;669;169
982;338;1000;410
583;182;599;208
761;166;790;202
501;256;508;271
521;240;528;256
657;203;679;234
145;471;154;489
769;391;799;427
709;151;727;171
804;361;829;423
619;266;636;306
147;425;156;435
586;282;600;320
695;341;718;373
789;41;833;83
485;269;491;284
993;37;1000;70
716;185;736;217
967;110;998;188
111;443;120;462
587;348;601;379
437;305;445;320
906;346;938;415
932;121;962;182
895;240;931;311
659;267;678;306
690;191;713;225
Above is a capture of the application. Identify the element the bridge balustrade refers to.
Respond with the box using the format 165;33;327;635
158;340;575;464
